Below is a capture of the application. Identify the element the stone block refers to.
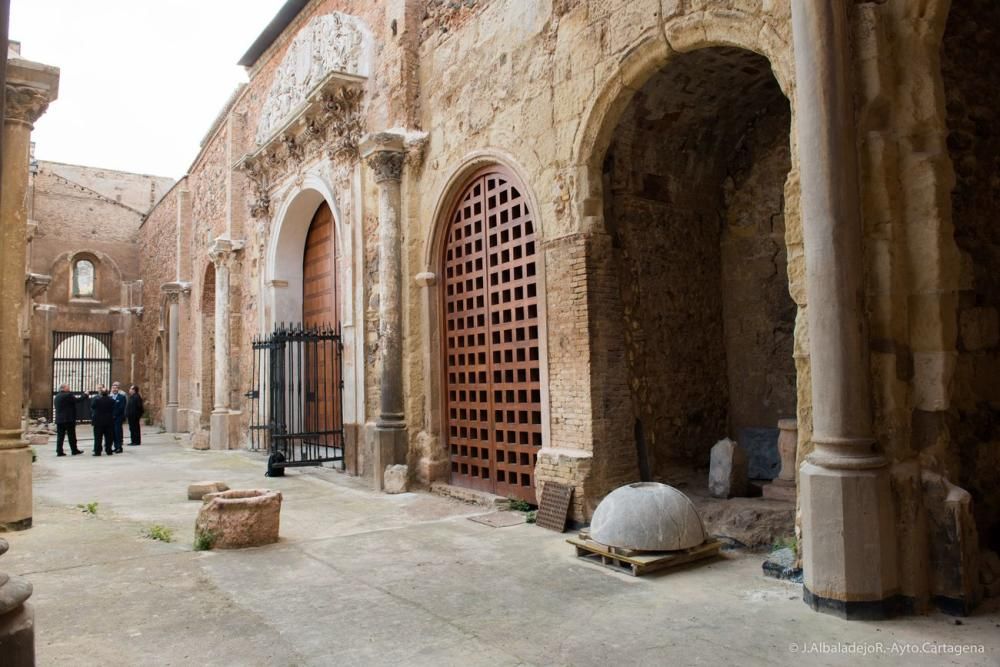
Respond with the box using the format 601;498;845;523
384;464;408;494
922;472;982;615
187;481;229;501
739;427;780;480
195;489;282;549
708;438;748;498
959;307;999;352
762;547;803;583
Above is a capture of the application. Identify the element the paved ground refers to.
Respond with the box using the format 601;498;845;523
4;430;999;666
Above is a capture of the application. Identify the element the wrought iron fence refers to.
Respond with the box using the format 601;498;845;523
246;323;344;470
51;331;113;423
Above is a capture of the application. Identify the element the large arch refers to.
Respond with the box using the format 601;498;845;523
564;12;804;511
416;151;551;496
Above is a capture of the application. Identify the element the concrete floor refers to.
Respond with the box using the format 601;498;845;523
4;431;999;667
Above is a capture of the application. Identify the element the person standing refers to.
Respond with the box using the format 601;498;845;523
126;385;144;446
90;383;105;447
91;388;116;456
53;384;84;456
110;381;127;453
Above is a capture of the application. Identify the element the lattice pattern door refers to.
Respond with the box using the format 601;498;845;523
443;168;543;503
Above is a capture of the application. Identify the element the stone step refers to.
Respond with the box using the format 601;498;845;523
430;482;510;509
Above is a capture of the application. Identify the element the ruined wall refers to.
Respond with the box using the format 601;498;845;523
598;48;793;476
942;0;1000;550
27;163;171;413
136;181;180;421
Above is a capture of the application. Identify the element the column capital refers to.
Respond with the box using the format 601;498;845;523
208;237;246;267
161;281;191;301
360;132;405;184
5;57;59;126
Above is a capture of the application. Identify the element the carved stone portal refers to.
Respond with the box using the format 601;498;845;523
256;12;371;146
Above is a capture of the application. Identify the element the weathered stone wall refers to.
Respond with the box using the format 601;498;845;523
27;162;172;413
942;0;1000;551
136;181;180;421
597;47;793;478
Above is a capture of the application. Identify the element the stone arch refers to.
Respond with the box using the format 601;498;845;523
569;15;803;511
416;152;551;493
572;12;795;236
265;176;347;328
51;249;124;304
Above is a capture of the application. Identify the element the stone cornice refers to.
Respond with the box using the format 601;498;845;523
25;273;51;298
237;74;365;220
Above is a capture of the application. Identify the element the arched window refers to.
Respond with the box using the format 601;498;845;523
72;259;95;298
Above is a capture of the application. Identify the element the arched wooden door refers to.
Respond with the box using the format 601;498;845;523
442;167;543;503
302;202;340;436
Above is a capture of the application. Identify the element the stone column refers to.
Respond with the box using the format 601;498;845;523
792;1;899;618
0;61;58;531
361;133;406;490
161;284;187;433
208;238;243;450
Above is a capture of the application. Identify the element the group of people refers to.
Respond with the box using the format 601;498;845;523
53;382;145;457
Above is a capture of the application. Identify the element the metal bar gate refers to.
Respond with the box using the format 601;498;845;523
51;331;113;423
245;323;344;470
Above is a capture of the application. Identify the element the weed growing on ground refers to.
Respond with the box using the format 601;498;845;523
525;510;538;524
772;535;797;553
142;525;174;543
30;447;37;463
508;498;533;512
193;529;216;551
77;502;98;515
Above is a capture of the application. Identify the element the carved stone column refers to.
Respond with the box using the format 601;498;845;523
0;59;58;531
792;1;899;618
208;238;244;450
161;283;189;433
361;133;406;490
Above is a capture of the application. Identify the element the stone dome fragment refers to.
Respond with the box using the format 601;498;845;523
590;482;707;551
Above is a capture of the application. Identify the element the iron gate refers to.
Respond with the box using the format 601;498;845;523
246;324;344;469
51;331;113;422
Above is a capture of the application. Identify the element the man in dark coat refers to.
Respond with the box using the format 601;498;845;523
90;384;104;445
126;385;144;446
91;389;116;456
110;381;127;453
53;384;84;456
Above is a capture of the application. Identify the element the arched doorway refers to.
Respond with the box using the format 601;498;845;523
441;166;543;503
597;46;796;482
201;264;215;428
51;332;113;412
302;201;337;327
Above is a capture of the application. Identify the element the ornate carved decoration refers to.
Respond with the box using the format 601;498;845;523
366;151;405;184
239;80;365;220
208;238;246;269
256;12;370;145
405;133;430;173
5;84;50;124
25;273;51;298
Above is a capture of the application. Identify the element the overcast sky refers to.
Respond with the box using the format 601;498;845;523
10;0;286;178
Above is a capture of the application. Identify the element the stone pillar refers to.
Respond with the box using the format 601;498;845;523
0;60;58;531
208;238;243;450
161;284;187;433
0;539;34;665
792;1;899;618
361;133;407;490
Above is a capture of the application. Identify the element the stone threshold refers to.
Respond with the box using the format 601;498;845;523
430;482;511;509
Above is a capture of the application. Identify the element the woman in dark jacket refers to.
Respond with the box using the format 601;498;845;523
126;385;144;446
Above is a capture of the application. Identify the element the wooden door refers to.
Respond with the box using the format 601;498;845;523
302;202;339;437
443;167;543;503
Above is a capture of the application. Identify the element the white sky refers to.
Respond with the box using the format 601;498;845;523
10;0;286;179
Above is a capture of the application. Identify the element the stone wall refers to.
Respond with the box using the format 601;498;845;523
942;0;1000;551
26;162;172;414
597;47;794;477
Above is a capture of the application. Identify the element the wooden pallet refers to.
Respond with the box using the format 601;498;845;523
567;534;722;577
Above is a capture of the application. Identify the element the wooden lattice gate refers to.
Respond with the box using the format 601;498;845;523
442;166;543;503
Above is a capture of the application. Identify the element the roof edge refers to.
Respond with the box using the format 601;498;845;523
237;0;311;68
